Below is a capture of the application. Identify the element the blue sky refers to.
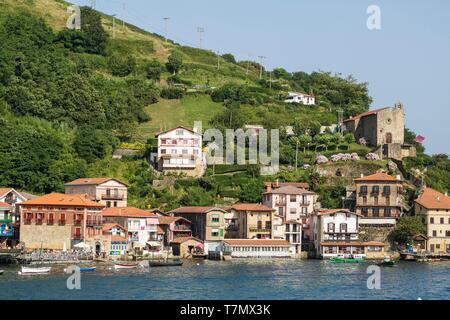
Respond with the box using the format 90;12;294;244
72;0;450;155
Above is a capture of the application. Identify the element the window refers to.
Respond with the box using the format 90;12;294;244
363;197;367;205
176;129;183;136
211;229;220;237
182;149;188;155
278;207;284;216
360;186;368;195
362;208;369;215
290;208;296;214
433;230;437;237
327;223;335;233
374;196;379;206
265;221;271;230
441;218;444;224
340;223;347;233
383;186;391;195
385;197;390;206
430;217;434;224
106;201;111;208
211;215;220;223
161;149;166;154
193;149;199;155
290;195;297;202
372;186;380;195
446;231;450;237
373;208;380;217
171;149;177;154
384;208;391;217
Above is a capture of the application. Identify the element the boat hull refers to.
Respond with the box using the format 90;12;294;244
114;264;138;269
0;270;4;275
149;261;183;267
20;267;51;274
80;267;96;272
330;257;365;263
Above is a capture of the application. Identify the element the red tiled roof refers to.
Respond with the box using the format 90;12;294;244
155;126;201;137
65;178;127;186
415;187;450;210
263;185;314;195
231;203;274;212
264;182;309;190
170;236;203;244
111;235;127;242
102;223;127;232
320;241;385;246
355;172;400;182
19;193;103;208
0;201;12;207
224;239;291;246
169;206;226;214
103;207;158;218
316;209;362;217
158;216;191;225
157;225;165;235
343;107;390;122
0;188;13;198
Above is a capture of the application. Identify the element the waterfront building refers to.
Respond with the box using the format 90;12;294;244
155;126;204;177
65;178;128;208
262;185;315;247
158;216;193;246
354;172;403;227
18;193;104;250
170;236;203;258
102;223;128;256
222;239;296;258
415;187;450;254
169;206;226;253
312;208;385;259
0;202;14;247
264;181;309;192
227;204;275;240
102;207;161;253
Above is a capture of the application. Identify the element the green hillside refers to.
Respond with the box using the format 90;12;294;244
0;0;448;211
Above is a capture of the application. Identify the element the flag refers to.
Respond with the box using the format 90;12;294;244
415;135;425;144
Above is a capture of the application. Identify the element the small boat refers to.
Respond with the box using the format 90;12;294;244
330;254;365;263
114;263;138;270
378;256;395;267
149;260;183;267
0;270;4;275
19;266;51;275
80;267;96;272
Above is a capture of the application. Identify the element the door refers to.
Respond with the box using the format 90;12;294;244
430;244;435;253
95;242;101;256
385;132;393;144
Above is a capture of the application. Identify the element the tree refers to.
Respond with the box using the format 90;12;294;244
272;67;291;79
390;216;426;245
344;133;356;144
298;134;312;153
238;179;264;203
166;51;183;75
108;53;136;77
80;7;108;55
221;53;236;64
74;126;118;163
145;59;164;81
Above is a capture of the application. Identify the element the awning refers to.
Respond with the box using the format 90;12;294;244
73;242;91;249
147;241;162;247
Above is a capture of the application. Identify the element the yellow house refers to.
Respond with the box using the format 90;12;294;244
415;187;450;254
229;204;275;239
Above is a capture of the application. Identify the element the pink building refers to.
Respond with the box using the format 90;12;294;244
158;216;192;246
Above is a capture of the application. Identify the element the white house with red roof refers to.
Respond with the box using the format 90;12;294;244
155;126;205;177
65;178;128;208
284;92;315;105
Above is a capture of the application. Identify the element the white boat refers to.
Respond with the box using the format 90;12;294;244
19;266;51;275
0;270;4;275
114;263;138;270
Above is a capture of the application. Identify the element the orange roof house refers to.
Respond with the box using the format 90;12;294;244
19;193;103;208
355;172;401;182
102;207;158;218
415;187;450;210
230;203;274;212
65;178;128;186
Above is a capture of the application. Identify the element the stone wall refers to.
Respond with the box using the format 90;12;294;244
359;226;394;244
20;225;72;250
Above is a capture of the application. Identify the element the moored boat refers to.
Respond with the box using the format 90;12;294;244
114;263;138;270
0;270;4;275
19;266;51;275
378;256;395;267
80;267;96;272
149;260;183;267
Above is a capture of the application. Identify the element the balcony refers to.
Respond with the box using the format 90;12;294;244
101;194;124;200
73;234;83;240
86;219;103;226
35;220;43;225
249;226;271;233
299;202;310;206
173;225;191;231
47;220;54;226
24;220;32;225
275;201;286;206
74;220;82;226
58;220;66;226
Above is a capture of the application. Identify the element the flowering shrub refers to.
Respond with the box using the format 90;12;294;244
316;155;329;164
351;153;360;161
366;153;380;161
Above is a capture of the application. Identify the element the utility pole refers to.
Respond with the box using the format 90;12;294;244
112;14;117;39
163;17;170;42
217;51;220;70
258;55;266;80
295;139;299;170
122;3;126;31
197;27;205;49
269;71;272;89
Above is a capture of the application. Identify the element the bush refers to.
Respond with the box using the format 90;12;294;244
145;59;164;81
108;53;136;77
160;87;185;99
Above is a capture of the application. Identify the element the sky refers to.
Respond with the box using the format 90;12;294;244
72;0;450;155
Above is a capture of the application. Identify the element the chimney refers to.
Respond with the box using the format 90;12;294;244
396;175;401;181
276;179;279;187
266;184;272;192
360;174;364;178
437;196;441;202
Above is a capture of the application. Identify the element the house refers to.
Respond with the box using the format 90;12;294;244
227;204;275;240
65;178;128;208
354;172;404;227
312;209;385;259
222;239;296;258
158;216;192;246
169;206;226;253
284;92;315;105
102;223;128;257
0;202;14;247
343;103;416;160
102;207;161;253
18;193;104;250
262;185;316;250
155;126;204;177
170;236;203;258
414;187;450;254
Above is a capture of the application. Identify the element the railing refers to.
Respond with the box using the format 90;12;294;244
275;201;286;206
249;226;271;233
74;220;82;226
73;235;83;240
86;219;103;226
47;220;54;225
24;220;32;225
299;202;310;206
59;220;66;226
101;194;124;200
35;220;43;225
173;225;191;231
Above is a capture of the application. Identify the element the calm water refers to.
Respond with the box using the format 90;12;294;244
1;260;450;300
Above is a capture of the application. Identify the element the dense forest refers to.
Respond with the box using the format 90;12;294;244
0;3;448;211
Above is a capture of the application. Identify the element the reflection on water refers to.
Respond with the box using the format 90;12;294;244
1;259;449;300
